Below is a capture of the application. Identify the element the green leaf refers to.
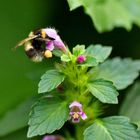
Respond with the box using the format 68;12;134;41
0;97;36;136
119;82;140;128
67;0;140;32
87;79;119;104
138;129;140;135
73;45;86;56
79;56;98;67
38;70;65;93
85;44;112;63
61;54;71;62
27;97;69;138
90;58;140;90
84;116;140;140
53;49;63;57
136;122;140;131
67;0;83;10
122;0;140;27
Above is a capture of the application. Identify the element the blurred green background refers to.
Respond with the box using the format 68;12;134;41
0;0;140;139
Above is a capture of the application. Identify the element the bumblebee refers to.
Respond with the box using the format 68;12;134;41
15;29;55;62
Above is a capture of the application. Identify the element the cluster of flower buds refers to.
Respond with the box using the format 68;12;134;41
69;101;87;123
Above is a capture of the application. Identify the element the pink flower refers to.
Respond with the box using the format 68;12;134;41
44;28;66;52
69;101;87;123
43;135;64;140
77;55;86;63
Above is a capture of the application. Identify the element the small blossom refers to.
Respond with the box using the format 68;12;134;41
43;135;64;140
77;55;86;63
44;28;66;52
69;101;87;123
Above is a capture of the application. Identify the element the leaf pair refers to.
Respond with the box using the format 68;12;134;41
84;116;140;140
90;58;140;90
87;57;140;104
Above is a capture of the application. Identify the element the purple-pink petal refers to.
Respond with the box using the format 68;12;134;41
77;111;83;115
53;36;65;48
81;112;87;120
69;101;82;108
45;28;57;39
43;135;64;140
46;41;54;51
43;135;56;140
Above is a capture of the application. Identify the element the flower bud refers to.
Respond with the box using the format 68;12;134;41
77;55;86;63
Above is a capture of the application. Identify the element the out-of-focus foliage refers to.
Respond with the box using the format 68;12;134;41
0;0;53;116
0;0;54;139
0;97;37;136
1;128;39;140
67;0;140;32
119;82;140;129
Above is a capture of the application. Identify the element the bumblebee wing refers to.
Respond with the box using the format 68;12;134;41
35;36;55;42
15;35;38;49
